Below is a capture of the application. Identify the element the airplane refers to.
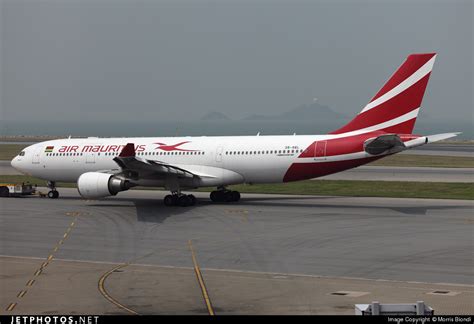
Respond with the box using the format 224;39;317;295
10;53;459;206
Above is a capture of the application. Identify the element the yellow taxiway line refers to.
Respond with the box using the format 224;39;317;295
188;240;215;316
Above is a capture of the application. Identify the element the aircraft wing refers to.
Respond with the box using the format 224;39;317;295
111;143;216;180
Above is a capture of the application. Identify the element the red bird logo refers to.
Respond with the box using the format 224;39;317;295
154;141;199;152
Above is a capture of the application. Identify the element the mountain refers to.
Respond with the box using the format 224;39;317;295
201;111;231;121
243;102;345;121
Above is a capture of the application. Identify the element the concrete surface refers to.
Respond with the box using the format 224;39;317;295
0;189;473;314
1;256;472;315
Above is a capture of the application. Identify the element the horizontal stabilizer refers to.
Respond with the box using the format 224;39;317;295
426;132;461;143
403;132;461;149
365;132;462;154
364;134;405;155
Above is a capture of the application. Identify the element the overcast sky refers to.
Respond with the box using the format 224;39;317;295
1;0;472;123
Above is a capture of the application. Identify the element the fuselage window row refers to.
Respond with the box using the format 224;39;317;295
44;148;304;157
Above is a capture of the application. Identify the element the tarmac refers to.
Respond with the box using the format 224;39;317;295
1;189;473;314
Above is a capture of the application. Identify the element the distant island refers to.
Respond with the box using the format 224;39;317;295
242;102;345;121
200;102;345;122
200;111;231;121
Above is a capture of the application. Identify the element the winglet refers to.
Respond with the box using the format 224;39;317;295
119;143;136;157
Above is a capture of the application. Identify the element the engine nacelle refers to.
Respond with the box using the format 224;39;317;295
77;172;133;199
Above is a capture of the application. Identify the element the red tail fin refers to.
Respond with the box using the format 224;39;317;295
331;53;436;135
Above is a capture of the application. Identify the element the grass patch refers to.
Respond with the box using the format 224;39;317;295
368;154;474;168
216;181;473;200
0;144;28;160
2;175;471;200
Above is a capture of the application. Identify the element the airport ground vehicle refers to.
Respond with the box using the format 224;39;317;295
0;183;36;197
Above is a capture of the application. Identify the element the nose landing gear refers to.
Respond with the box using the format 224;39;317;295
47;181;59;199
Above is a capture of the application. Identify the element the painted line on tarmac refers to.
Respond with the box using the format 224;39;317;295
96;250;161;315
188;240;215;316
2;254;473;289
6;303;16;311
97;263;139;315
4;213;78;312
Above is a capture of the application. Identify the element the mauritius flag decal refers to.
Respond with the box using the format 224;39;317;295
45;146;54;153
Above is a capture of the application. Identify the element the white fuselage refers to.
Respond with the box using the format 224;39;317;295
11;134;378;187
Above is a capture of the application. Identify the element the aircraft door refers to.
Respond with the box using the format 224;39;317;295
215;146;223;163
314;141;327;160
86;152;96;164
32;147;42;164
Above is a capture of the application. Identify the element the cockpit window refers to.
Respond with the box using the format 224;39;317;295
19;151;25;156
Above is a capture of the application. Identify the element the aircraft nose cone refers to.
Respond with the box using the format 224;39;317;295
11;158;19;171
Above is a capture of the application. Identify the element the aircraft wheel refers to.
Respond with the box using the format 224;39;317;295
178;195;191;207
210;191;219;202
164;194;174;206
0;186;10;197
224;191;234;202
48;190;59;199
211;190;238;203
187;194;196;206
231;191;240;202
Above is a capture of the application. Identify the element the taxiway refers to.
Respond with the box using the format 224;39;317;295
1;189;472;314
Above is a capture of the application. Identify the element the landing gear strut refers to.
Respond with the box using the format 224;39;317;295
210;188;240;203
164;193;196;207
47;181;59;199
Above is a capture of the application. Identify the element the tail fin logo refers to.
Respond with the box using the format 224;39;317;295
331;53;436;135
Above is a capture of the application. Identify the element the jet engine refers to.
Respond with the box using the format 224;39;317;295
77;172;134;199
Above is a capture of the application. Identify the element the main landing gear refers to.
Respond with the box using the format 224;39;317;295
163;188;241;206
47;181;59;199
210;188;240;203
163;193;196;207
